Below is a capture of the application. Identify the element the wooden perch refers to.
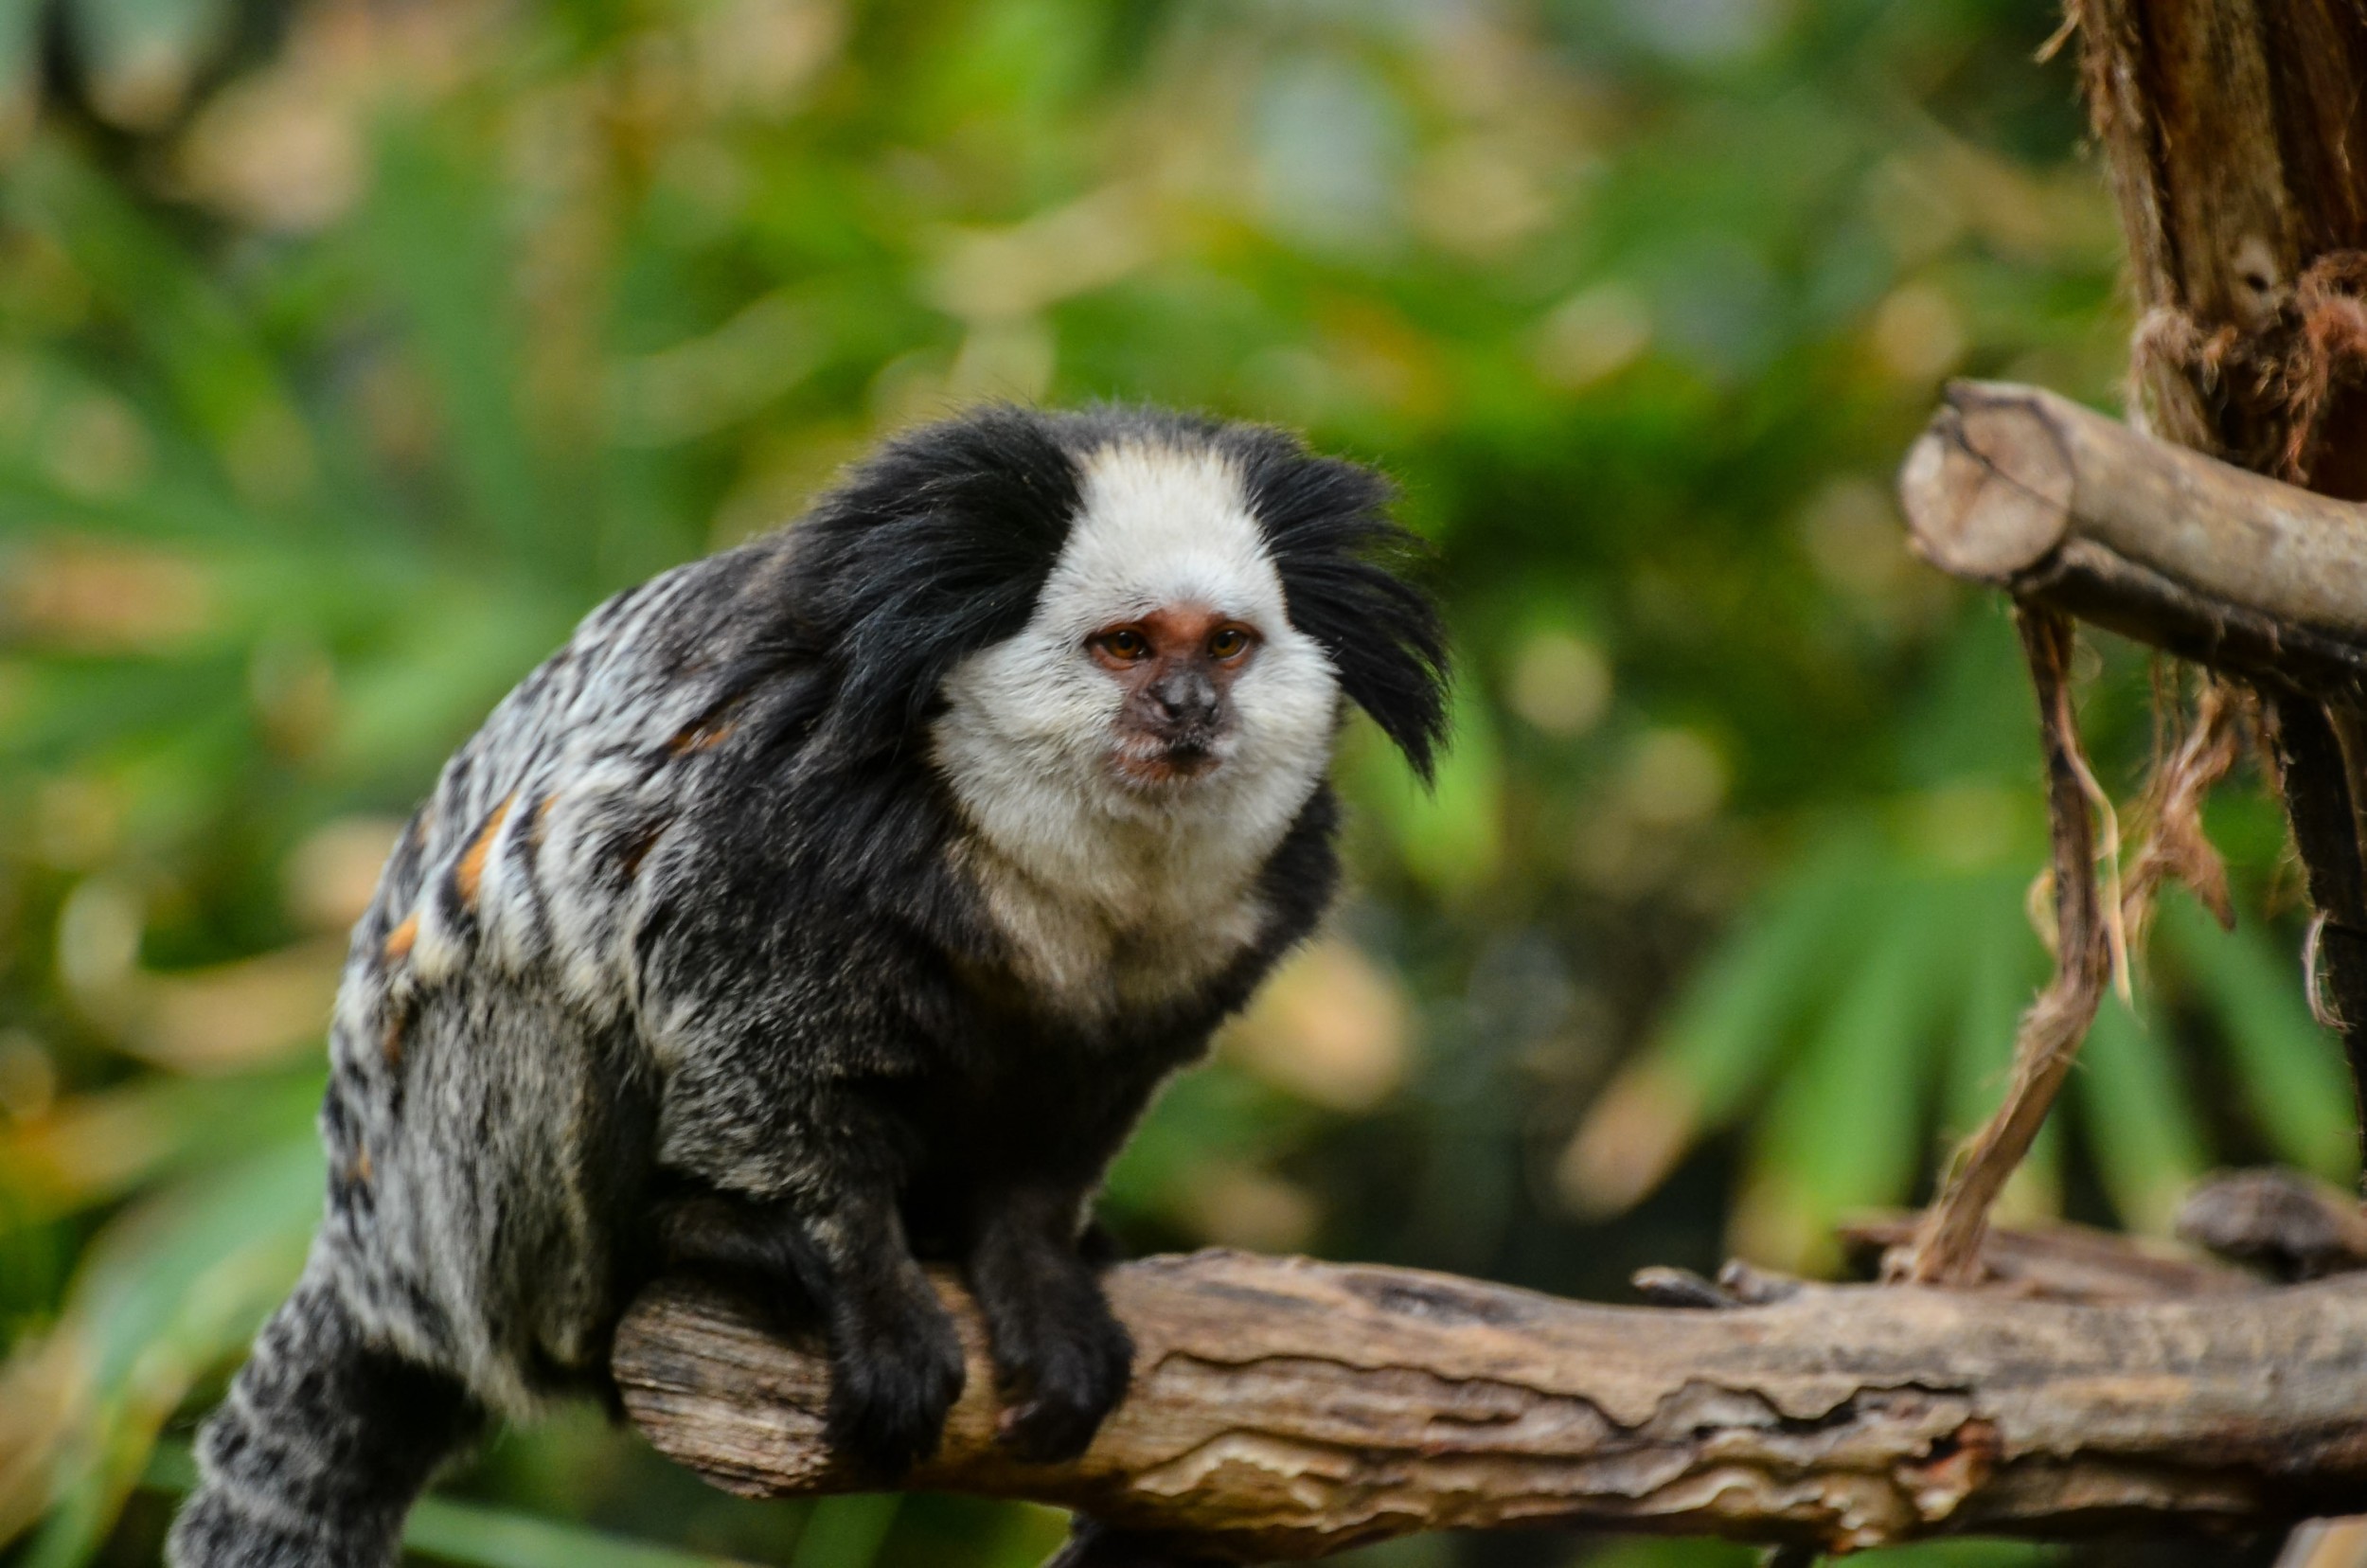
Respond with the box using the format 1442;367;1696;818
613;1251;2367;1560
1899;380;2367;702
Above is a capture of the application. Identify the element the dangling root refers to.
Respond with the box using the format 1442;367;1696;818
2120;672;2249;952
1897;606;2112;1286
1895;628;2249;1287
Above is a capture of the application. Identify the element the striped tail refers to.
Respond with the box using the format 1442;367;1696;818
167;1259;482;1568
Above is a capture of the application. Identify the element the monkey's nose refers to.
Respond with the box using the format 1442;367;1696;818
1148;668;1219;727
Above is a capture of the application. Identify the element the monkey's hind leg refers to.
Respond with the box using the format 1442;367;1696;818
168;1256;483;1568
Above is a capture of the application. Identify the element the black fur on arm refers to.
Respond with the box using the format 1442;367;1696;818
964;1183;1135;1462
635;865;977;1475
650;1061;968;1477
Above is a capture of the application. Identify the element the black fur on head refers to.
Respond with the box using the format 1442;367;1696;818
766;403;1450;777
1213;422;1451;783
782;406;1082;759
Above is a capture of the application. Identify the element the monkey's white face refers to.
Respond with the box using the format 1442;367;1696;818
932;442;1341;920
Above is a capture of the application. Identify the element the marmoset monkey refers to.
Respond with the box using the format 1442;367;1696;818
168;406;1450;1568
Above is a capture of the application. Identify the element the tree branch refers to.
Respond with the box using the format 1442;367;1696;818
1898;380;2367;702
613;1252;2367;1560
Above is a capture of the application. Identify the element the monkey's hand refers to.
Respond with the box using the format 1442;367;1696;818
969;1190;1135;1463
820;1255;968;1478
657;1185;966;1478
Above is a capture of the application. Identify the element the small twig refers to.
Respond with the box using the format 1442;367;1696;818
1842;1212;2253;1302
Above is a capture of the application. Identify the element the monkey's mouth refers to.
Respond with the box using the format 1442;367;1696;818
1112;736;1225;786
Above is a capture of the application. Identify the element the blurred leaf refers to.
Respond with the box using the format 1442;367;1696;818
1658;832;1886;1124
1343;680;1504;898
2073;994;2207;1237
7;147;313;508
787;1494;900;1568
0;1067;323;1221
364;120;556;572
2160;895;2358;1183
1736;874;1965;1267
60;0;239;129
9;1135;318;1566
139;1444;772;1568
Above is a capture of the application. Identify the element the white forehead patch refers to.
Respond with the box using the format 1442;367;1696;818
1042;442;1287;628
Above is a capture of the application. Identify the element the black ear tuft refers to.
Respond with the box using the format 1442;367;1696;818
788;406;1081;758
1223;428;1451;782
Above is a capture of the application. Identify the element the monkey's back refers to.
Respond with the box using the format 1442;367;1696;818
311;547;791;1414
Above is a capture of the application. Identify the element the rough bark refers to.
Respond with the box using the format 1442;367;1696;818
2075;0;2367;494
613;1252;2367;1560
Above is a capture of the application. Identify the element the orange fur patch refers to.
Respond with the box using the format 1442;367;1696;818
454;792;519;908
668;717;737;755
615;819;668;881
383;913;419;962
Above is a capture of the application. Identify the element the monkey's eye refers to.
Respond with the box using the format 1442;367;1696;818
1207;626;1253;660
1097;629;1151;661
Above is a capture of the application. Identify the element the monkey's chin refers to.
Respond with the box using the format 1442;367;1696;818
1109;741;1224;790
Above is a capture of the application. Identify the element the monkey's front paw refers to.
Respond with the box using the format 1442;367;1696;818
993;1300;1134;1462
825;1297;967;1480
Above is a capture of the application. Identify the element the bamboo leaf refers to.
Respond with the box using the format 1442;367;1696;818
2161;897;2358;1183
786;1495;900;1568
16;1138;320;1566
1738;875;1964;1266
362;121;558;573
2073;995;2206;1236
1660;831;1884;1124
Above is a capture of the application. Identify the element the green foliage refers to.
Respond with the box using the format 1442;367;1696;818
0;1;2342;1564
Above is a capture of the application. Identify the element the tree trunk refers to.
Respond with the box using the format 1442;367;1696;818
2074;0;2367;1137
